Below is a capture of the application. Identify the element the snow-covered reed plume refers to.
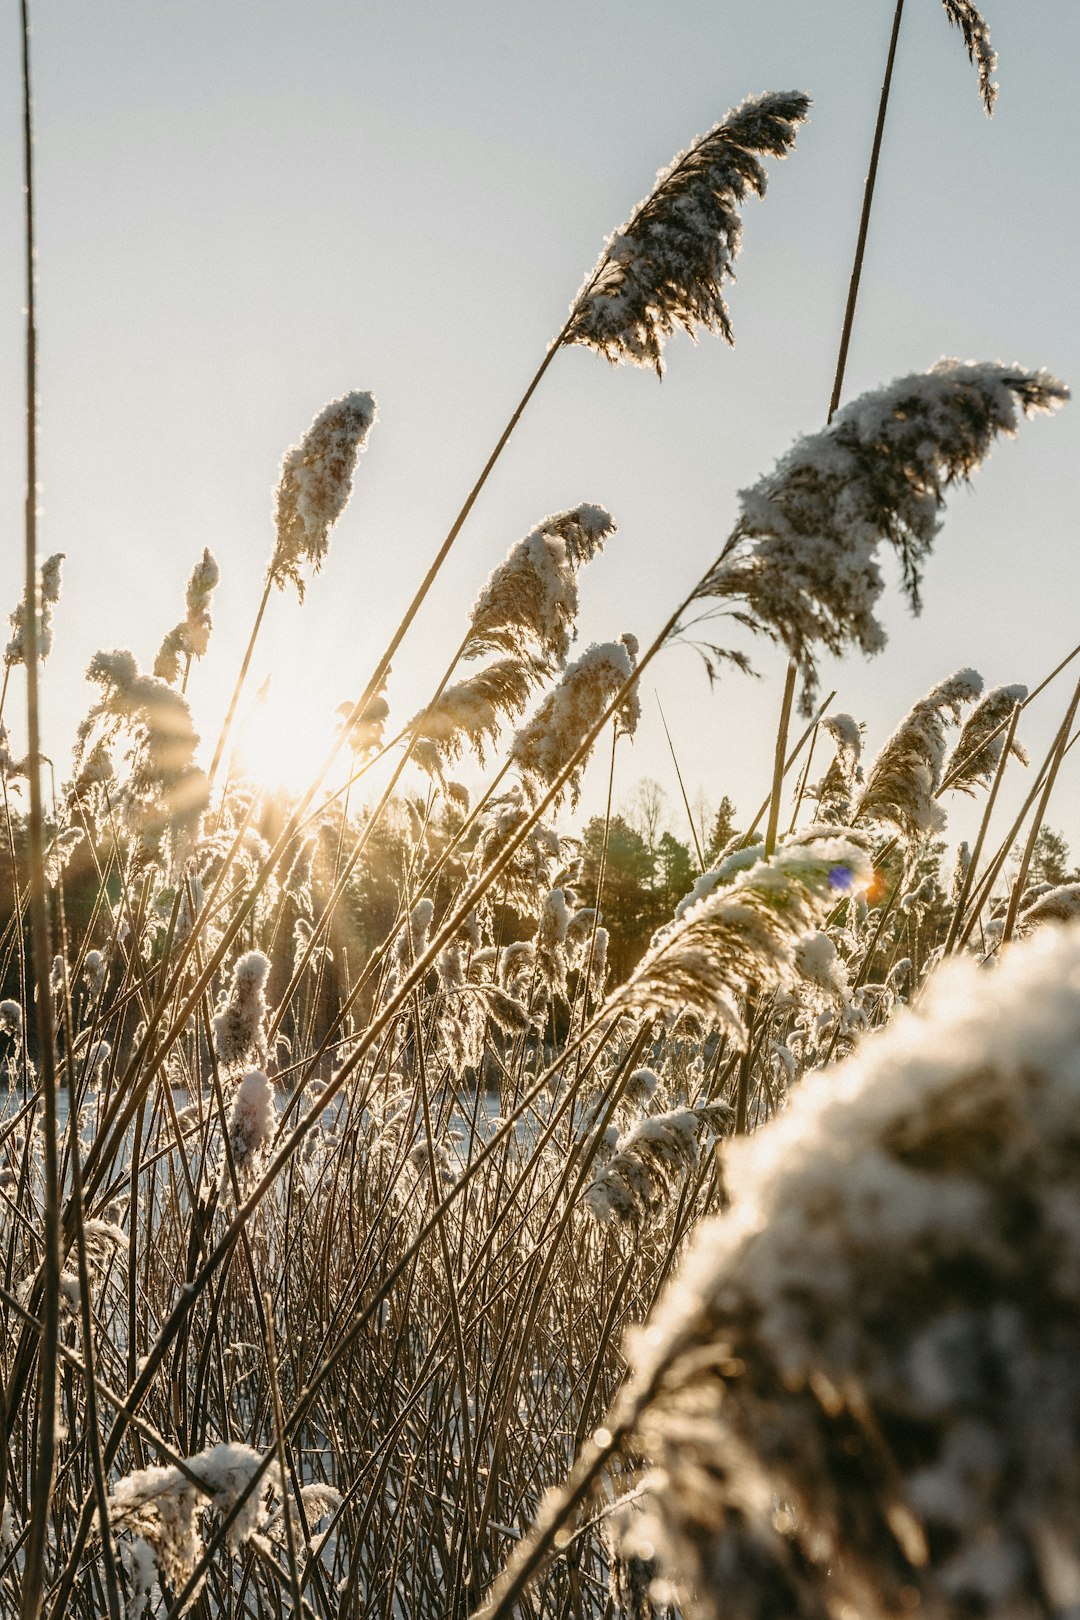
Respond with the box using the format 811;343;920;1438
76;649;209;858
694;363;1068;710
154;548;221;684
855;668;983;840
270;391;377;598
534;886;571;1004
1014;883;1080;935
810;712;864;821
612;837;872;1038
108;1442;277;1613
213;951;271;1069
226;1069;276;1190
414;659;534;770
566;91;811;373
5;551;64;666
81;949;106;1000
619;923;1080;1620
511;635;640;807
942;0;998;114
338;674;390;755
585;1104;730;1229
943;681;1027;794
464;505;615;671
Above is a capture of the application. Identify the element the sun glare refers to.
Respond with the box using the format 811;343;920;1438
231;690;342;800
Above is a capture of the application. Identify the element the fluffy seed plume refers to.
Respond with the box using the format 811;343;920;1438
567;91;811;373
942;681;1027;795
154;548;221;684
942;0;998;114
694;363;1068;712
464;506;616;671
619;923;1080;1620
855;668;983;840
612;838;872;1038
213;951;271;1069
270;391;377;599
108;1442;278;1609
511;635;640;807
226;1069;276;1189
412;658;534;770
5;552;64;666
76;649;209;857
585;1104;731;1229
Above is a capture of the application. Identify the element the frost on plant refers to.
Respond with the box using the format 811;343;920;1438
108;1442;277;1613
612;837;872;1039
75;648;210;862
154;548;221;684
855;668;983;841
942;681;1027;795
5;552;64;666
464;505;616;671
567;90;811;373
511;635;641;807
213;951;271;1069
619;924;1080;1620
693;363;1068;712
270;390;377;598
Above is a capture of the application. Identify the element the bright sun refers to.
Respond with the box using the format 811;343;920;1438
230;689;343;800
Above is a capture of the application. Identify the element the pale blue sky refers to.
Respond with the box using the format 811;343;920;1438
1;0;1077;846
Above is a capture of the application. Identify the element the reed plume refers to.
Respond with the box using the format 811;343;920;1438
855;667;982;840
615;923;1080;1620
694;363;1068;711
610;837;872;1037
567;91;811;373
511;634;641;806
153;547;220;684
942;0;998;114
5;550;63;665
270;391;377;599
942;681;1027;794
76;648;209;859
464;505;615;671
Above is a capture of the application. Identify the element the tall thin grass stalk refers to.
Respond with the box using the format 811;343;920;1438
829;0;906;419
941;697;1021;955
16;6;62;1616
955;681;1080;951
656;694;705;870
1000;675;1080;946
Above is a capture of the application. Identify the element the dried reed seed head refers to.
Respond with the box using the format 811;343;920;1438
585;1104;731;1229
615;838;873;1038
5;552;65;666
154;547;221;682
271;390;377;599
78;646;210;851
856;668;983;841
412;658;535;768
1015;882;1080;934
623;922;1080;1620
943;682;1027;795
0;1000;22;1039
511;636;641;808
942;0;998;114
822;712;863;783
696;363;1068;713
109;1442;278;1605
568;90;811;373
213;950;271;1069
227;1069;276;1187
464;504;616;670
